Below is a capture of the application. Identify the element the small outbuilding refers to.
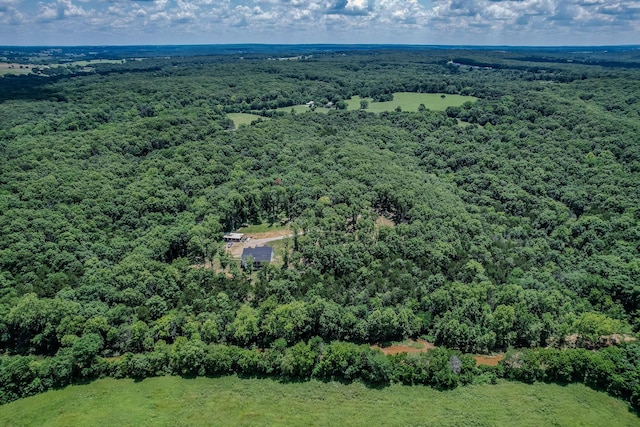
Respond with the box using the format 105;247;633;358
241;246;274;269
224;232;244;242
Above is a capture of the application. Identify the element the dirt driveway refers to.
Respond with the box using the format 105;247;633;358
227;229;295;258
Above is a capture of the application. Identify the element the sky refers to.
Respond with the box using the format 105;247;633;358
0;0;639;46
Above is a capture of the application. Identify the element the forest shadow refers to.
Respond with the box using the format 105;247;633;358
0;74;71;103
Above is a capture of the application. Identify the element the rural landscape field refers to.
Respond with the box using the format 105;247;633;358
1;376;638;426
1;45;640;423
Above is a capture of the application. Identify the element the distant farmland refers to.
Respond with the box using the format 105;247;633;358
259;92;477;124
0;63;38;76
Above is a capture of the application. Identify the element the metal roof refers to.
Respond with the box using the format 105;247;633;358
241;246;274;262
224;232;244;239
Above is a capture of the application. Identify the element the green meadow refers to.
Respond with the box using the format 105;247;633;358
233;93;476;127
270;92;476;118
347;92;477;112
227;113;265;128
0;65;36;76
238;222;290;234
0;376;636;427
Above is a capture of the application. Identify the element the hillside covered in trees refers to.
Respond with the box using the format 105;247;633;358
1;46;640;409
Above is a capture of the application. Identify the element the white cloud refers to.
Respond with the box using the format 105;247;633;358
2;0;639;44
36;0;91;23
0;0;25;25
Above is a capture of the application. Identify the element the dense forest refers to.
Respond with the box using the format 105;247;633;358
1;46;640;408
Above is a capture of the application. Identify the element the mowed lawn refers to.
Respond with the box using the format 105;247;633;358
0;376;637;427
347;92;477;112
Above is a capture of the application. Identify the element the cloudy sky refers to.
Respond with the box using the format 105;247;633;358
1;0;639;46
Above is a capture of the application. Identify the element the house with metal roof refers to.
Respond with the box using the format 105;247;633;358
241;246;274;269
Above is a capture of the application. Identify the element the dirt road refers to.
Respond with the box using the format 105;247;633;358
227;229;295;258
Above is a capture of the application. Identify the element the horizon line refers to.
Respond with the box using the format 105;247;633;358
2;43;640;49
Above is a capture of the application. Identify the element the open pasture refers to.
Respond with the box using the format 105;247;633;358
274;92;477;116
0;63;37;76
347;92;477;112
0;376;636;426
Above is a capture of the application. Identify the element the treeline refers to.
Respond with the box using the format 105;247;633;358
0;338;475;404
3;339;640;410
0;286;628;363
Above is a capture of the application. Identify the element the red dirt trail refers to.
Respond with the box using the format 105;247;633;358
372;339;504;366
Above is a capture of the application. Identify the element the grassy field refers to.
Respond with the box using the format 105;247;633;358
271;92;476;116
0;376;636;426
347;93;477;113
68;59;124;67
238;222;290;234
266;236;294;266
227;113;266;128
0;59;124;76
45;59;125;68
0;64;37;76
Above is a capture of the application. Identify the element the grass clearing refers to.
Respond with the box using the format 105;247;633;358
266;236;292;251
227;113;266;128
270;92;476;116
0;59;124;76
348;92;477;113
238;222;290;234
266;236;294;266
0;376;636;426
0;63;38;76
68;59;124;67
45;59;124;68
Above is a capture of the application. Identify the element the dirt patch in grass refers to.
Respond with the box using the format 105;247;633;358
372;339;436;355
472;354;504;366
372;339;505;366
